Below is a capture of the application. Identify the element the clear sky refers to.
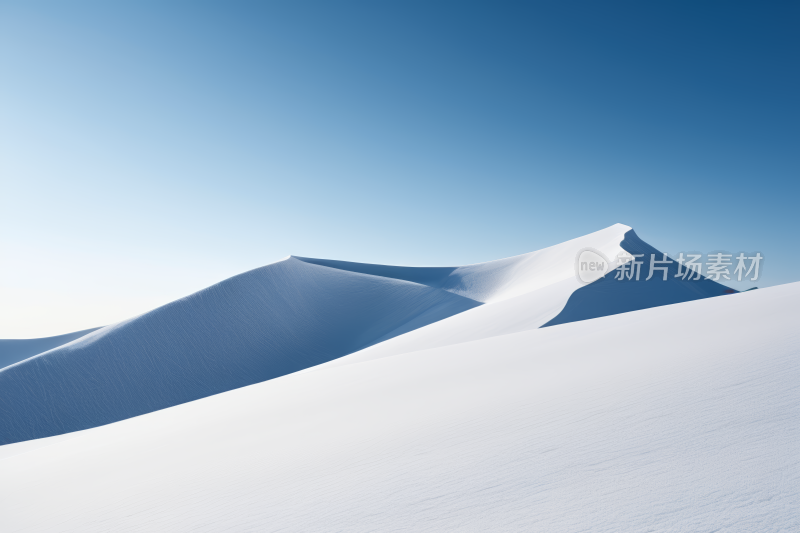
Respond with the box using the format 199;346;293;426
1;1;798;337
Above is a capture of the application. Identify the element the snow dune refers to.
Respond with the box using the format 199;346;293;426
0;327;101;370
1;282;796;532
0;223;733;446
0;258;480;445
332;226;733;365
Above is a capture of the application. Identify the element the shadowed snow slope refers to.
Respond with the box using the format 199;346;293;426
0;327;101;370
0;257;480;445
543;229;734;327
0;283;796;532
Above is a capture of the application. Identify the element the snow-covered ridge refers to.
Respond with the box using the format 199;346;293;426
322;226;734;366
298;223;632;303
0;224;732;446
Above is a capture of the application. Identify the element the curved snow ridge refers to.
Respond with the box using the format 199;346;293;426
0;257;480;446
317;225;633;367
0;327;102;371
319;227;736;369
298;223;632;303
542;229;736;327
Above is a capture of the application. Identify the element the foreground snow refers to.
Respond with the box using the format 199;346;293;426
1;283;796;532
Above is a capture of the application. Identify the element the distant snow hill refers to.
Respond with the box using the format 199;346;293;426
0;224;734;446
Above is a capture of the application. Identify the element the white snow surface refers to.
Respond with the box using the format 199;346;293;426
1;282;797;532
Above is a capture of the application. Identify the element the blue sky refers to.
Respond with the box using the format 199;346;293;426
1;1;798;336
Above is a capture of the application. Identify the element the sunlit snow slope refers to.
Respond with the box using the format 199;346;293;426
0;224;732;445
1;283;796;532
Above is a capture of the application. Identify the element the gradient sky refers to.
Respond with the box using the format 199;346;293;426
2;1;798;337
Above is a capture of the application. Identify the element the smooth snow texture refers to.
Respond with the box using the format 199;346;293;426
0;327;101;370
0;223;734;446
0;224;628;445
0;257;480;445
0;283;797;532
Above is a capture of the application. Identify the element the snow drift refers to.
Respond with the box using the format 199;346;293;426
0;224;733;446
1;282;796;532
